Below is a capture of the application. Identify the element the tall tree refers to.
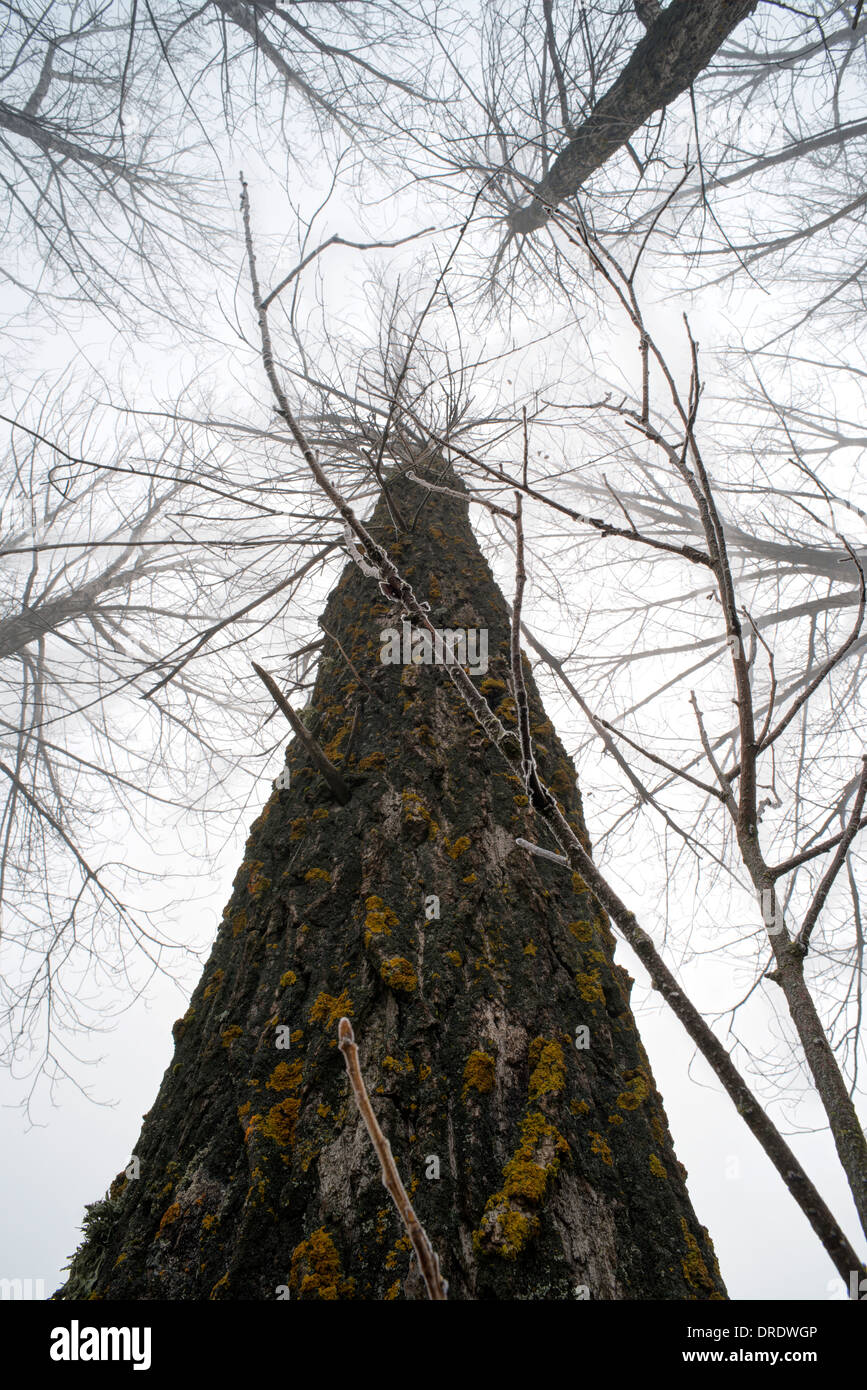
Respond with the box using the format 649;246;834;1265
54;458;726;1301
8;0;864;1299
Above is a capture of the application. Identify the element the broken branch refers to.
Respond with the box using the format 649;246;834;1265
338;1018;447;1301
251;660;351;804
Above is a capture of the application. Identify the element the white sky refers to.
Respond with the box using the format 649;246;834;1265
1;2;865;1302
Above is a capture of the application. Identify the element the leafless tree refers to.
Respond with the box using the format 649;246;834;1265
0;1;225;322
0;377;350;1106
236;176;866;1276
0;0;438;322
363;1;863;338
5;2;862;338
2;0;865;1294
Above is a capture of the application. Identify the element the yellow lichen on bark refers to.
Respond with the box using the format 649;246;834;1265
462;1049;495;1099
309;990;353;1028
364;895;399;946
289;1228;355;1300
379;956;418;992
474;1111;569;1260
528;1039;566;1099
681;1218;723;1297
616;1068;651;1111
576;970;604;1003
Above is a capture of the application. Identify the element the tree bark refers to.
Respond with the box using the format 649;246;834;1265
55;461;725;1300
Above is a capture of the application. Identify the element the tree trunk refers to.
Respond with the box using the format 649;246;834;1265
508;0;757;233
55;461;725;1301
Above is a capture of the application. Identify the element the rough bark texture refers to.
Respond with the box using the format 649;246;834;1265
55;462;724;1301
509;0;758;233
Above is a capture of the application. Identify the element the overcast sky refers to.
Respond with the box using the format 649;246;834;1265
2;0;865;1303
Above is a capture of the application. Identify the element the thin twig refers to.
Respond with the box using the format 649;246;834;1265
689;691;738;817
770;814;867;879
640;331;649;424
405;470;517;520
319;620;381;702
251;661;351;804
797;756;867;952
515;836;569;865
402;411;714;567
515;617;721;866
511;493;531;785
261;226;436;312
596;714;726;802
337;1018;448;1301
758;536;866;754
